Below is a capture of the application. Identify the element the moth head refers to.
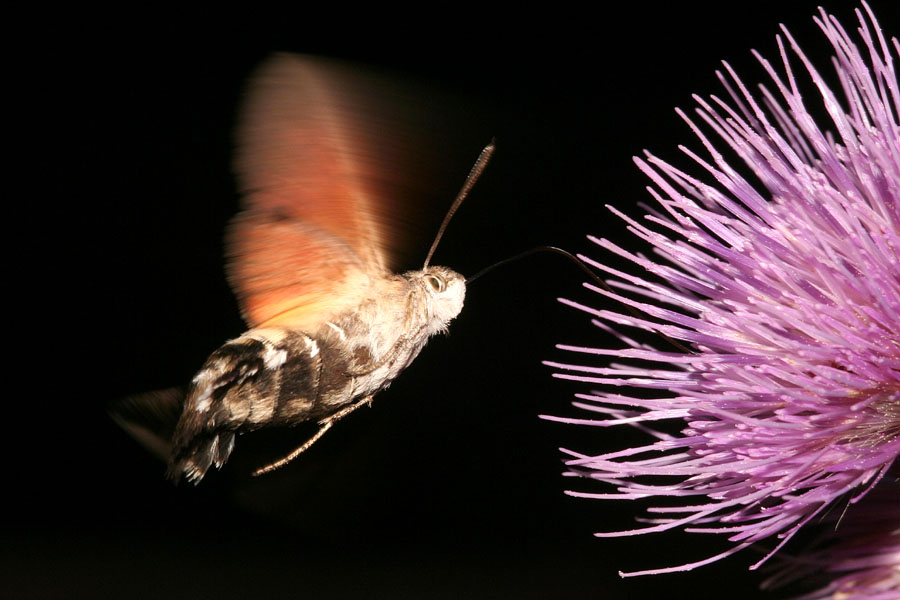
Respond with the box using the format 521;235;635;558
411;266;466;334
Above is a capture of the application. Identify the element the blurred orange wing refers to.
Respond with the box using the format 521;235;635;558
227;54;399;330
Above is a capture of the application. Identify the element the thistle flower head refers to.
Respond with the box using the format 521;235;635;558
547;2;900;581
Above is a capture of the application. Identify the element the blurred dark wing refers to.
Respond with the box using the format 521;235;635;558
110;387;184;461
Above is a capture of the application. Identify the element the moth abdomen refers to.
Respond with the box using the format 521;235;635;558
168;328;356;483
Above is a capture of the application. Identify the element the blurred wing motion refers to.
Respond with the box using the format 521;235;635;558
228;54;402;330
110;387;184;461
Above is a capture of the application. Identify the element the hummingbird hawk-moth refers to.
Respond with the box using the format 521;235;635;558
117;54;491;484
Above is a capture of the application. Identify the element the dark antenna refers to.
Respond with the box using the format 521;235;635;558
423;140;496;268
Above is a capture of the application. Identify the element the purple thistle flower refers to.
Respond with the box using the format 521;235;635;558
546;1;900;579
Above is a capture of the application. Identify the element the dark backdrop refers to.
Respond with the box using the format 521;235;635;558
15;2;898;598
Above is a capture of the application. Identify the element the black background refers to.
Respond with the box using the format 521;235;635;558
14;2;898;598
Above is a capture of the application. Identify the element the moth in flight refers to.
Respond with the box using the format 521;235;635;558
117;54;491;484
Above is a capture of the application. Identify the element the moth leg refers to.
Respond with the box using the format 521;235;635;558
252;394;374;476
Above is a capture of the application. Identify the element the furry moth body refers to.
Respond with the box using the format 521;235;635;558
172;265;464;483
120;54;484;484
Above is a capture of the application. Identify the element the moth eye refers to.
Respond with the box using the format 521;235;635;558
425;274;446;293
